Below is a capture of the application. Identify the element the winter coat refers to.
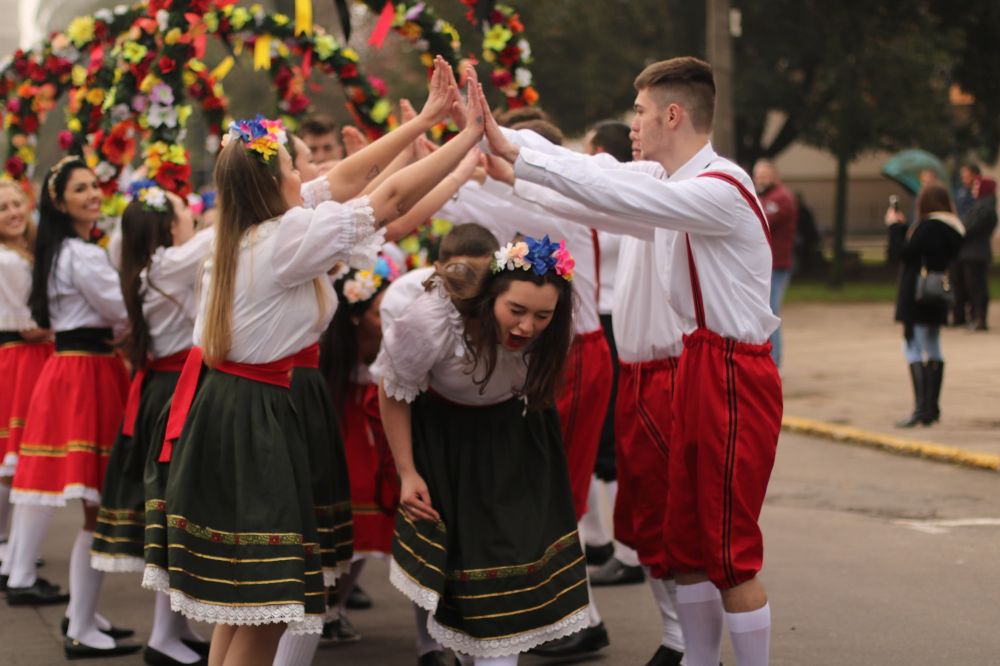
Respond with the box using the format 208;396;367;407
889;212;965;331
958;193;997;263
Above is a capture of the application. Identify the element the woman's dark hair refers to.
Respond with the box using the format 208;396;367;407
320;273;388;413
452;267;574;409
119;199;177;368
917;183;954;219
28;158;92;328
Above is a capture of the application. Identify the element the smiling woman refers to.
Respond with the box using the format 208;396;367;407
371;235;588;662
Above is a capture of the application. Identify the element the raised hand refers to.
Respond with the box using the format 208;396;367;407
479;83;519;163
342;126;369;156
484;153;515;186
461;80;486;140
418;56;458;126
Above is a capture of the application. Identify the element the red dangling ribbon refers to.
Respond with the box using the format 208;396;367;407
368;1;395;49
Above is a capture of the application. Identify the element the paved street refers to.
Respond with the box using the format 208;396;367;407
4;428;1000;665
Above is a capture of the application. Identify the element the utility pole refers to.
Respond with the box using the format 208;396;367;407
707;0;735;158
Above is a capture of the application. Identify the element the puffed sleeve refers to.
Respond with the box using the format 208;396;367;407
0;251;35;330
369;284;464;403
148;226;215;291
71;242;128;327
271;197;384;288
300;176;332;209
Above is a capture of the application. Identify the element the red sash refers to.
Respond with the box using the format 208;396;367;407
121;349;190;437
290;342;320;369
158;347;294;462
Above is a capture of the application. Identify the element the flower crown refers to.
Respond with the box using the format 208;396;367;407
491;234;574;281
341;256;400;305
227;116;287;164
127;179;170;213
47;155;83;201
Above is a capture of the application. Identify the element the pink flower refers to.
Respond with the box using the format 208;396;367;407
553;240;574;280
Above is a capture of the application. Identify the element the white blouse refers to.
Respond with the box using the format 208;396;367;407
379;266;434;331
371;280;530;406
142;227;215;359
49;238;127;333
436;180;602;337
193;198;380;363
0;245;36;331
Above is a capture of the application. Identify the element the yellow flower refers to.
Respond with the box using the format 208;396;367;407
85;153;98;169
273;13;289;26
430;218;452;236
370;99;391;123
67;117;82;132
482;49;496;63
315;35;337;60
277;42;289;58
17;145;35;163
122;41;148;64
420;52;433;68
342;48;359;62
182;71;196;87
67;17;95;47
203;12;218;33
483;25;512;52
140;74;160;93
177;105;192;126
230;7;251;29
72;65;88;87
188;59;206;73
86;88;105;106
166;145;187;164
113;69;123;84
101;193;127;218
164;28;182;45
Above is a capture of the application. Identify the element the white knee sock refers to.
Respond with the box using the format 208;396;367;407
675;581;724;666
272;630;321;666
474;656;518;666
644;573;684;652
335;559;366;614
413;604;442;657
579;479;611;547
149;591;201;663
726;603;771;666
614;543;640;568
6;504;54;587
66;530;114;649
586;576;602;627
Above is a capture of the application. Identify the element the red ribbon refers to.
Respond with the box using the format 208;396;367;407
121;349;191;438
290;342;320;369
368;1;395;48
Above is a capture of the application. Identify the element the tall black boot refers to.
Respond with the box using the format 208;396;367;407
921;360;944;425
895;362;925;428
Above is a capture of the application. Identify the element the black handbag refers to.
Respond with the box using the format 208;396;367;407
914;267;953;307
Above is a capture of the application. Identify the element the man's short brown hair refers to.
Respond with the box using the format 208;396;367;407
633;57;715;133
496;106;551;127
510;119;564;146
299;114;337;137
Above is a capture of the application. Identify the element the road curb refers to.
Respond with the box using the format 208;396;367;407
782;415;1000;472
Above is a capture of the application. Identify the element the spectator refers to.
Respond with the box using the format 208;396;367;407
753;159;798;368
299;114;344;165
955;177;997;331
885;184;965;428
951;162;980;325
955;162;979;220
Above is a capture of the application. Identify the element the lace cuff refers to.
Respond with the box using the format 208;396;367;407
344;197;381;270
300;177;332;209
369;358;423;404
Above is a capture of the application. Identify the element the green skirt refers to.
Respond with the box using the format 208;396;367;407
91;370;179;573
390;393;589;658
143;370;325;634
289;367;353;585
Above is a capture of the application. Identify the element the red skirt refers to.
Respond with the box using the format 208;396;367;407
556;329;613;520
340;383;394;555
0;340;53;477
612;357;677;579
11;352;129;506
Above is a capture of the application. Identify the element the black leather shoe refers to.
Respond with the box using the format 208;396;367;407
346;584;373;610
645;644;684;666
530;623;610;657
143;645;207;665
589;557;645;586
181;639;210;657
64;637;142;660
584;542;615;567
0;574;7;592
321;613;361;643
6;577;70;606
61;617;136;639
417;650;448;666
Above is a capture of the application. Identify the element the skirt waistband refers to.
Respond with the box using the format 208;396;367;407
290;343;320;369
55;327;114;354
682;328;772;357
0;330;23;346
617;356;679;373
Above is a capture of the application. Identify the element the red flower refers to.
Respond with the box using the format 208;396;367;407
508;14;524;33
5;156;26;179
499;45;521;67
491;70;512;88
339;63;358;79
148;0;172;14
98;178;118;197
158;57;177;74
102;123;136;166
7;98;20;113
155;161;192;196
286;93;309;114
58;130;74;150
489;10;504;23
21;115;38;133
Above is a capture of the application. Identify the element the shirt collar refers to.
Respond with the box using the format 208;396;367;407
668;142;718;182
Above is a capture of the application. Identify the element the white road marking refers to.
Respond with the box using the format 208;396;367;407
895;518;1000;535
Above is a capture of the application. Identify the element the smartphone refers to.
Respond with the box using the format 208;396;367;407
889;194;900;212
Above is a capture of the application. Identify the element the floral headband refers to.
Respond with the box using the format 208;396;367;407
127;179;170;213
47;155;83;201
491;235;574;281
340;256;400;305
227;115;287;164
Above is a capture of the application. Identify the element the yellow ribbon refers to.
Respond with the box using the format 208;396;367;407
295;0;313;36
253;35;272;71
211;56;235;81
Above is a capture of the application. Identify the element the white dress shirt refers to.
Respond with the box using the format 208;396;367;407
513;138;777;344
0;246;36;331
597;231;619;316
49;238;128;333
193;198;379;363
371;280;531;406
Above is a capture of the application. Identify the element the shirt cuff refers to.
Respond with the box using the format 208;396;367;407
513;147;552;185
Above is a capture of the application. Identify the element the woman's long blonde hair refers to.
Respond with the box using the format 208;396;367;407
0;180;36;260
201;140;289;366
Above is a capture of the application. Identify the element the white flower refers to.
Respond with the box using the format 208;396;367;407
94;161;116;182
156;10;170;32
147;104;178;128
518;39;531;60
494;244;512;270
141;187;168;211
94;9;113;22
111;103;131;123
515;67;532;88
205;134;221;153
415;39;429;51
113;4;128;15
